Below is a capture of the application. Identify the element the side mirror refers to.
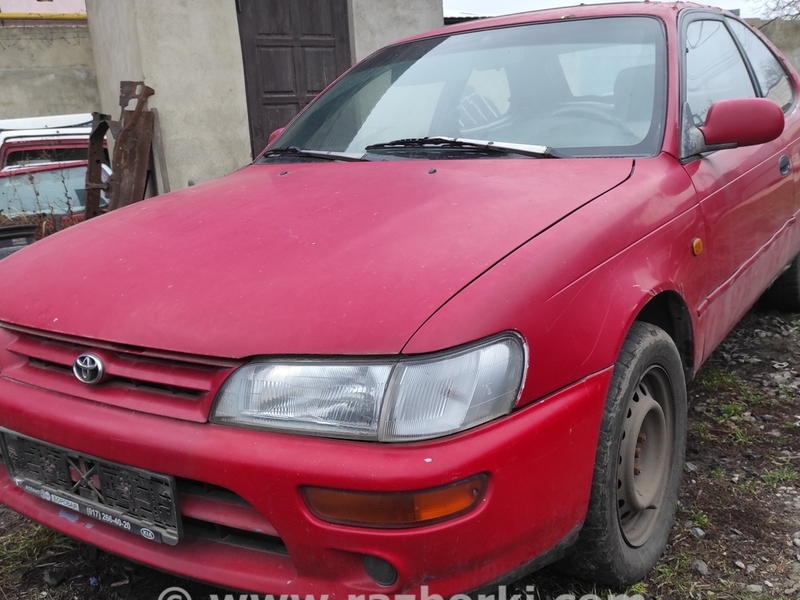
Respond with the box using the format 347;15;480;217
268;127;286;146
700;98;784;147
682;98;784;158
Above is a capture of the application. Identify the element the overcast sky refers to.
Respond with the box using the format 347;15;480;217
443;0;767;19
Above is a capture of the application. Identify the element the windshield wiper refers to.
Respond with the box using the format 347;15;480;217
262;147;367;162
364;136;553;158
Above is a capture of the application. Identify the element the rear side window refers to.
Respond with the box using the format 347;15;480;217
5;147;88;167
685;20;755;125
726;17;794;112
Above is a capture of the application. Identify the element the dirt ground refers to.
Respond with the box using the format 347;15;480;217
0;309;798;600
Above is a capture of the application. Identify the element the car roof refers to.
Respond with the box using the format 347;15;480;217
397;1;721;44
0;160;88;177
0;114;93;150
0;113;93;133
0;131;92;144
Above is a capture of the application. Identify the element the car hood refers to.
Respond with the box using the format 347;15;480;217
0;159;632;357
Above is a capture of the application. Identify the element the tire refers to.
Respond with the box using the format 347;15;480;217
560;322;687;585
760;253;800;312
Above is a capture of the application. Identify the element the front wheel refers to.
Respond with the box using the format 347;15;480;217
561;322;687;585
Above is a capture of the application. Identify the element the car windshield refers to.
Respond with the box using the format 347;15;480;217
0;165;101;219
267;16;666;160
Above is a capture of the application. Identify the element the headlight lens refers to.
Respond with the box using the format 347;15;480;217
212;333;526;441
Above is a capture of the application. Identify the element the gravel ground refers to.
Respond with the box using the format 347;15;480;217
0;309;798;600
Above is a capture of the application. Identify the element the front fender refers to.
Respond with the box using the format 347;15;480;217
403;153;704;406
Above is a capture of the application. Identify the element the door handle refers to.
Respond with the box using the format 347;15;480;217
779;154;791;176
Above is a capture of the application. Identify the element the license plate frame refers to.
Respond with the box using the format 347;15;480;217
0;429;181;545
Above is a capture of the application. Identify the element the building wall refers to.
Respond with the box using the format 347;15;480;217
86;0;443;194
0;24;99;118
85;1;142;124
0;0;86;14
85;0;252;193
749;19;800;72
348;0;443;61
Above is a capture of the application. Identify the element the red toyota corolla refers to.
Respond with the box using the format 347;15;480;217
0;2;798;596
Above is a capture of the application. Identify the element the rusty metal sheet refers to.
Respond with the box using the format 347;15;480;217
83;112;111;220
107;82;155;212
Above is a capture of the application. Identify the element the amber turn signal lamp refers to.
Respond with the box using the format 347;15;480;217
692;238;704;256
303;474;487;528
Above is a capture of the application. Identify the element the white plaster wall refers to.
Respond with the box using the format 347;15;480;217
85;0;444;192
85;1;143;124
348;0;443;61
85;0;251;193
134;0;251;190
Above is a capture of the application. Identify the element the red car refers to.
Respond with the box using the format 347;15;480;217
0;162;109;258
0;113;94;172
0;2;797;596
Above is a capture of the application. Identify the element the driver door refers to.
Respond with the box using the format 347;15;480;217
680;14;799;359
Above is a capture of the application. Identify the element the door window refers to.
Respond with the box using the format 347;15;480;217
725;17;794;112
684;20;755;126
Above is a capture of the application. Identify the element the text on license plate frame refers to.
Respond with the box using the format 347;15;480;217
0;429;181;545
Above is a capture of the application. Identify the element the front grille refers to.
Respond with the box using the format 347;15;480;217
182;517;288;554
0;326;285;555
176;478;286;554
0;431;286;554
0;323;241;422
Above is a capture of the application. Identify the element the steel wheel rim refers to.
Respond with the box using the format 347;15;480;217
616;365;674;547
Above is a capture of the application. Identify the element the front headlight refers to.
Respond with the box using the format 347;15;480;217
211;333;526;442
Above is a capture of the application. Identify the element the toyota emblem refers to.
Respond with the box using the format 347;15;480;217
73;353;105;385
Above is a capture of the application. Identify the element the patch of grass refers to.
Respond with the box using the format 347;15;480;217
0;520;74;578
694;366;769;413
778;385;797;406
650;551;694;596
695;421;714;441
694;365;740;392
692;509;711;528
719;401;746;419
626;581;648;596
732;427;753;445
738;478;760;495
741;386;767;406
776;383;797;405
711;467;727;479
762;467;798;488
520;570;630;600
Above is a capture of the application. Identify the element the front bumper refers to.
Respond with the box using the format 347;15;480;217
0;369;610;597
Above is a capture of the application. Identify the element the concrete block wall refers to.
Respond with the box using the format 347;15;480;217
749;19;800;73
0;24;100;118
